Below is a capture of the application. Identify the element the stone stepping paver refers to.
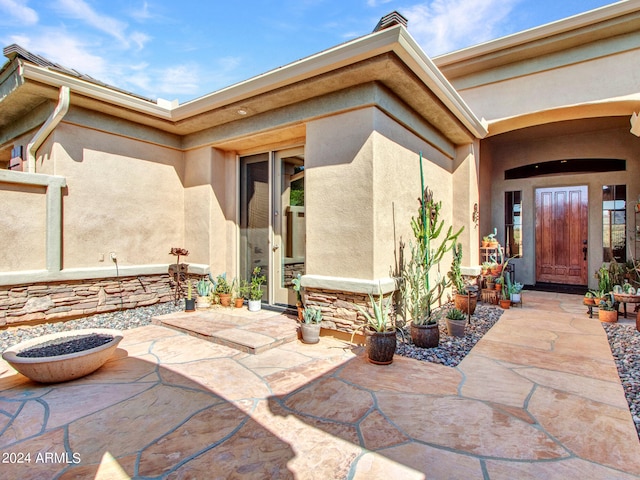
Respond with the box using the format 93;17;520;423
0;291;639;478
152;308;299;354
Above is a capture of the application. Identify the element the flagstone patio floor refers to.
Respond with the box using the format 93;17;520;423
1;291;639;479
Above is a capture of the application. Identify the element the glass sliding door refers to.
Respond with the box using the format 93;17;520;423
239;147;305;307
239;153;270;301
273;148;305;305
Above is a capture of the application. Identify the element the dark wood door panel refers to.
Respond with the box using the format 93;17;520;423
536;186;588;285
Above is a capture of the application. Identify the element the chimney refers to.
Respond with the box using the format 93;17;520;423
373;11;408;32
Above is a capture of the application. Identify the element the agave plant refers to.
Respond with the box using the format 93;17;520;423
355;290;394;333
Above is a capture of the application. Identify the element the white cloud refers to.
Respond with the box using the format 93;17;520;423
8;29;111;81
156;64;200;96
54;0;148;50
404;0;520;56
0;0;38;25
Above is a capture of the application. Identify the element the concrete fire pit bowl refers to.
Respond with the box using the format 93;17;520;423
2;328;123;383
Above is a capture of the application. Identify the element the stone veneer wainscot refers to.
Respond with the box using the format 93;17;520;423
0;275;175;327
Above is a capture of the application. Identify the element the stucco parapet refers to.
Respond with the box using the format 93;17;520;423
301;275;397;295
0;169;66;188
461;266;482;276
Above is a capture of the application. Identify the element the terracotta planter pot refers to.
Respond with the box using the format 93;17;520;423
481;240;489;248
454;293;477;315
234;298;244;308
297;305;304;321
486;281;495;290
636;310;640;332
598;309;618;323
499;299;511;309
219;293;231;307
445;318;466;337
410;322;439;348
300;323;321;344
583;297;595;306
495;284;502;292
2;329;123;383
364;329;396;365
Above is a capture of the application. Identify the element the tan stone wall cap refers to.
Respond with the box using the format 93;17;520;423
301;275;397;295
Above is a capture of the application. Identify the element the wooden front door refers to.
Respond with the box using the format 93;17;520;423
535;186;588;285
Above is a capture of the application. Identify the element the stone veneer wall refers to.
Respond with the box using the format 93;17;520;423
0;274;177;327
303;287;397;335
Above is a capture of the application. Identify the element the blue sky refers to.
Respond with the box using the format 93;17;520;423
0;0;624;103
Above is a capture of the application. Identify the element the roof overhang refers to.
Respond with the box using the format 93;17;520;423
434;1;640;80
1;25;487;145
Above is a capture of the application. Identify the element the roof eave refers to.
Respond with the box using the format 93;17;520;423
434;0;640;68
173;25;486;139
10;25;487;141
18;62;172;119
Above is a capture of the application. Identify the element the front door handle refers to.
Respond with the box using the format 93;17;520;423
583;240;588;261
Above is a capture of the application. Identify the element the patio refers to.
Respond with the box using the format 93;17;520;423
1;291;639;479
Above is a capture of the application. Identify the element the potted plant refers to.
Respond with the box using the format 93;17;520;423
354;290;397;365
300;307;322;344
485;275;495;290
292;274;303;320
598;293;618;323
510;282;524;303
481;262;491;275
495;276;503;293
401;180;462;350
196;278;212;309
445;308;466;337
583;291;596;305
497;257;515;309
215;274;232;306
248;267;266;312
484;229;499;248
185;280;196;312
448;242;477;315
231;278;244;308
403;241;439;348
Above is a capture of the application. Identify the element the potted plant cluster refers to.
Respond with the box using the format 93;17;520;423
300;307;322;344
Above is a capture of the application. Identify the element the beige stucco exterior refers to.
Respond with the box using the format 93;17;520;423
1;2;639;313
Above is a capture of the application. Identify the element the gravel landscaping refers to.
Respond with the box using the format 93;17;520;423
396;303;503;367
0;300;638;439
603;322;640;437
